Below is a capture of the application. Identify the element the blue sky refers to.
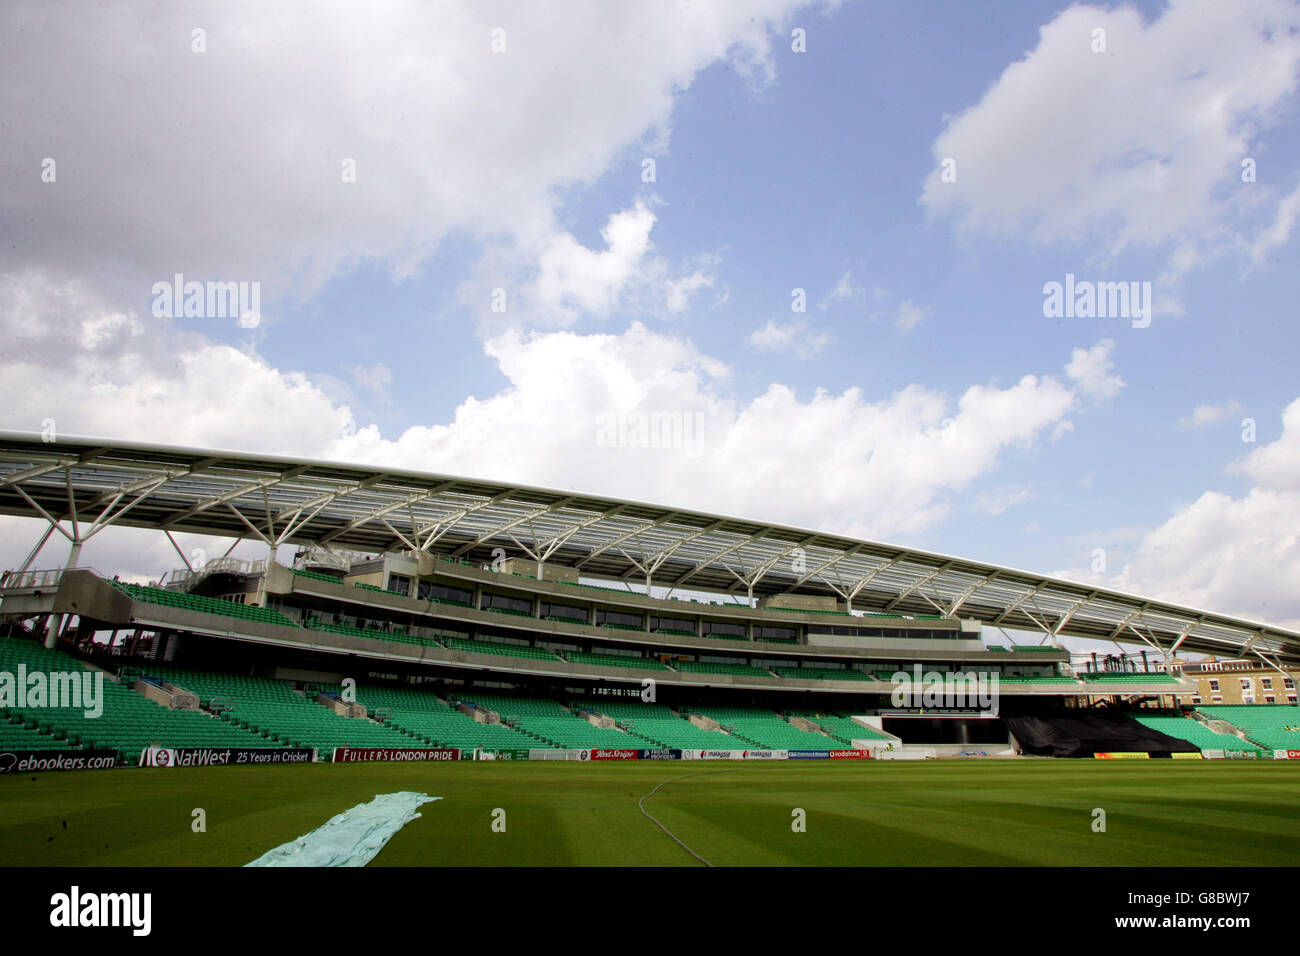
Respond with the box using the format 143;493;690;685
2;0;1299;644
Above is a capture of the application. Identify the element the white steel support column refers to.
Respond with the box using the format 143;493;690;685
17;523;56;574
44;538;85;649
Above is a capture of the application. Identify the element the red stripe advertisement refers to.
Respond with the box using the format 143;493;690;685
588;748;638;760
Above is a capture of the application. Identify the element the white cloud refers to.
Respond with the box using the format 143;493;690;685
665;265;718;314
974;484;1033;516
351;363;394;403
332;324;1092;540
1251;181;1300;264
0;271;352;454
0;1;812;310
893;300;927;333
535;202;657;316
921;0;1300;275
818;270;865;310
1178;400;1243;430
1056;396;1300;630
1;278;1109;570
1065;338;1124;401
747;318;831;357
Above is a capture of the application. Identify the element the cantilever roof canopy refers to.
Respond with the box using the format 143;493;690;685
0;432;1296;665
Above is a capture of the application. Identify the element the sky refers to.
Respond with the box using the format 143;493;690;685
1;0;1298;658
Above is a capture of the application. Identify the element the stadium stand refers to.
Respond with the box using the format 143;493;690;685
795;711;891;743
0;635;277;760
1196;705;1300;751
561;650;668;670
673;660;773;678
691;705;837;749
995;676;1080;685
142;665;420;754
308;620;439;649
1128;712;1256;752
771;666;870;681
1078;672;1179;684
442;636;562;662
110;581;297;628
290;567;344;584
459;692;633;748
576;698;753;749
321;683;541;752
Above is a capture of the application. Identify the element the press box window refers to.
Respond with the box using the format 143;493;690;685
482;592;532;614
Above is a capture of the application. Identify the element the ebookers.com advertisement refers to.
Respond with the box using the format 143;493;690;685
0;750;117;773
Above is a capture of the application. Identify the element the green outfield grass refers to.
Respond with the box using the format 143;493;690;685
1;760;1297;866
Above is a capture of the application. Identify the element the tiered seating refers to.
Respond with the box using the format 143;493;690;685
995;675;1080;685
461;693;632;748
771;666;870;681
560;580;636;595
766;606;851;617
112;581;296;627
544;614;588;625
1129;713;1255;752
563;650;668;671
483;605;533;618
578;699;751;749
443;636;561;662
291;567;344;584
1196;705;1300;751
0;716;77;750
796;711;890;742
1012;646;1063;654
692;705;835;749
71;676;275;760
673;660;773;678
308;620;438;649
0;636;273;760
145;666;419;754
353;581;402;595
329;684;541;752
1078;672;1178;684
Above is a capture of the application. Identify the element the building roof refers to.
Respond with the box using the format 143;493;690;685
1;431;1295;663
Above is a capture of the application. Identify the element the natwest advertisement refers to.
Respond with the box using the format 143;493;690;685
332;747;460;763
139;746;315;767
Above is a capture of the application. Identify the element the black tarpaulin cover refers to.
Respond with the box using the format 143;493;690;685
1003;713;1202;757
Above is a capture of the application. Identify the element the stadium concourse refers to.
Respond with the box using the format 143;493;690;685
0;432;1298;769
